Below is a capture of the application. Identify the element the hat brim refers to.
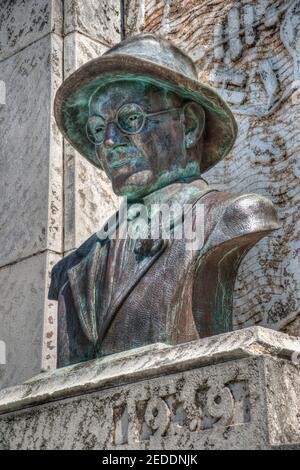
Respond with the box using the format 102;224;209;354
54;54;238;174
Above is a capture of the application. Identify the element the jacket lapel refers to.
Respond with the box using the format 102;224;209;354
97;236;168;344
67;241;109;344
66;235;168;345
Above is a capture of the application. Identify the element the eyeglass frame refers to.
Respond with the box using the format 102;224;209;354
85;102;183;145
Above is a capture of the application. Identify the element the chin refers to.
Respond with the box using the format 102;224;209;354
113;169;154;201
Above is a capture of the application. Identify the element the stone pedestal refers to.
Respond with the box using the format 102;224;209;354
1;327;300;450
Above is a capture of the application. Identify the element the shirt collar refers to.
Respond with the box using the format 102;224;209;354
142;178;209;209
97;178;209;240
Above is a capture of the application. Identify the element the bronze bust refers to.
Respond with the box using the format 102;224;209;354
49;34;280;367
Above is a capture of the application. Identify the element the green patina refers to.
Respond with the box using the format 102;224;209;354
63;73;234;173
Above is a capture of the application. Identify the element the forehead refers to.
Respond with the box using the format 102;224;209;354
88;80;177;116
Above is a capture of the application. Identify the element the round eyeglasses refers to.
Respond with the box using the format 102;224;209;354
86;103;181;145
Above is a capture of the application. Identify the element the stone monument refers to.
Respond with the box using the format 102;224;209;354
1;4;300;451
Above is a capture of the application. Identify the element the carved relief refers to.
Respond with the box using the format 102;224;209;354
113;404;129;446
111;378;250;446
205;385;234;429
280;0;300;81
213;1;284;62
209;1;300;117
144;397;171;436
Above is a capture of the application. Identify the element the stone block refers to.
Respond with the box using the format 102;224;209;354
0;0;63;61
64;141;120;251
64;32;108;79
0;251;61;391
124;0;145;37
0;34;63;267
64;0;120;46
63;32;120;252
0;327;300;450
42;252;62;373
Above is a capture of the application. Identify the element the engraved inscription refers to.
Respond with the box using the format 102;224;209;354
113;404;129;446
111;380;250;446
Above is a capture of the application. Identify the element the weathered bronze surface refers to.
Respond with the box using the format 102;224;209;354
50;34;281;367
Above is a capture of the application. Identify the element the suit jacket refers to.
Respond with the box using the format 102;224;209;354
49;180;280;367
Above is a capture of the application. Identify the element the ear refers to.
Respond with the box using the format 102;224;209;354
183;102;205;149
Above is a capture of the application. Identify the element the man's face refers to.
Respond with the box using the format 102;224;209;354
88;80;201;200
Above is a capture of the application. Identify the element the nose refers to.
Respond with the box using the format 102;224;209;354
104;138;114;148
103;122;127;148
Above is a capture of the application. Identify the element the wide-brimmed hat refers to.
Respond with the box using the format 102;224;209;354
54;33;238;173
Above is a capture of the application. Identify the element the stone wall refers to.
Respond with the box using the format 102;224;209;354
63;0;120;254
0;0;120;390
0;0;64;389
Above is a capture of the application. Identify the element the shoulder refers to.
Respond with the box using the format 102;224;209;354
48;233;100;300
48;209;119;300
203;192;281;252
221;193;280;233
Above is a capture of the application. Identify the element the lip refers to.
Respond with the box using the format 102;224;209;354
109;158;146;170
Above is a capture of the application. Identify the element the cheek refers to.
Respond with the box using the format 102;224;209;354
95;146;112;178
131;119;185;170
162;120;185;151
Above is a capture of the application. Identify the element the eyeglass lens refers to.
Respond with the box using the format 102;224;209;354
86;103;146;144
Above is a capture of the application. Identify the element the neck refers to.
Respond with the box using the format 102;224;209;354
126;161;202;202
